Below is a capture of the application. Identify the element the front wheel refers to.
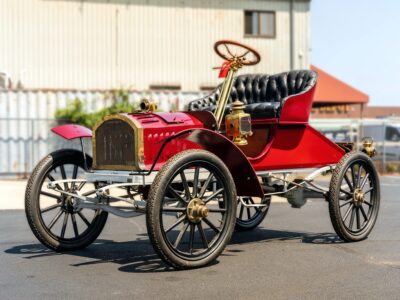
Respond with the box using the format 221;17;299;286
25;149;108;251
328;152;380;242
146;150;237;269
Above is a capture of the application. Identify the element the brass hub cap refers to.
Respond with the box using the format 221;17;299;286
353;189;364;206
187;199;209;223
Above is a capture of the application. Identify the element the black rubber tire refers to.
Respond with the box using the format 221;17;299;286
146;149;237;269
25;149;108;251
328;151;380;242
235;196;270;231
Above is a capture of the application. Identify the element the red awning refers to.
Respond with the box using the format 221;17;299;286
311;65;369;104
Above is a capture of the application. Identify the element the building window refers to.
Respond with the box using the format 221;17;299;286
244;11;275;38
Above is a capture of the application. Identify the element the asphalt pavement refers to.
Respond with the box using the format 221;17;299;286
0;176;399;299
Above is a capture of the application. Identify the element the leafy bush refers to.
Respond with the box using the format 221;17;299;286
55;89;138;129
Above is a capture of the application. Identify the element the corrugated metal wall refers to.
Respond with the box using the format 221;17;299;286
0;0;310;91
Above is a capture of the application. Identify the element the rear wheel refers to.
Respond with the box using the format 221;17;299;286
235;196;270;231
328;152;380;242
25;149;108;251
146;150;237;269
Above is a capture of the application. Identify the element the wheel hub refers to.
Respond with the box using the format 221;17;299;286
353;189;364;206
187;198;209;223
61;190;77;214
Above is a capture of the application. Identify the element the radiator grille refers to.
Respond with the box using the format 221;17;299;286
94;119;136;169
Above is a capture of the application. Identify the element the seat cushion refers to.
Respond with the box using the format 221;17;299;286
188;70;317;119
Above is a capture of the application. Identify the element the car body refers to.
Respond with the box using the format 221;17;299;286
25;40;381;269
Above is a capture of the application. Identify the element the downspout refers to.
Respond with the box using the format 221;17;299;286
290;0;295;70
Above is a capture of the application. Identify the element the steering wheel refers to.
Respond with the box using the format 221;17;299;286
214;40;261;66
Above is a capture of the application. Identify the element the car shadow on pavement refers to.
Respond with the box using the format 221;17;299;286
4;229;341;273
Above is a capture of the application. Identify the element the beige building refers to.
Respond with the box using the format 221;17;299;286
0;0;311;91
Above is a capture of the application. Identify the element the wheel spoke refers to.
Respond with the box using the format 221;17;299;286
360;173;370;189
192;167;200;197
77;181;86;191
165;214;186;233
188;224;195;253
180;171;191;200
351;165;357;189
48;210;63;229
360;205;368;221
203;217;221;233
364;200;373;207
356;207;361;229
239;202;244;219
77;211;91;227
72;165;78;179
249;198;261;213
60;212;69;238
81;189;96;197
59;165;69;190
40;191;60;200
197;222;209;249
199;172;214;198
208;208;227;213
167;187;187;204
364;187;373;195
357;165;363;188
204;188;224;203
173;221;189;248
344;173;354;192
340;189;352;198
342;204;353;222
46;174;63;191
349;207;356;230
71;214;79;238
162;207;186;212
339;200;352;208
40;203;61;213
246;207;251;220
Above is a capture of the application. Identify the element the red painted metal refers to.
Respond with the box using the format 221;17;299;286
147;128;263;198
279;85;317;124
125;113;204;170
185;111;217;130
218;61;232;78
51;124;92;140
250;124;345;171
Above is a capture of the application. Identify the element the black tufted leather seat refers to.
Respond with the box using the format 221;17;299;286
188;70;317;119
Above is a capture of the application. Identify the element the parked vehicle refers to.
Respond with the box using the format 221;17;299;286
362;123;400;160
25;40;380;269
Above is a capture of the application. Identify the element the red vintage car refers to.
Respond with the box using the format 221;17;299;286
25;40;380;269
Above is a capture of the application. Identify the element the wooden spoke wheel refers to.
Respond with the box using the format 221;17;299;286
25;149;108;251
328;152;380;242
146;150;237;269
235;196;270;231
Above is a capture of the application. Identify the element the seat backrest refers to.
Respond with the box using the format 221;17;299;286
188;70;317;112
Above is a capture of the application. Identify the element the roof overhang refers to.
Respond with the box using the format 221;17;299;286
311;65;369;104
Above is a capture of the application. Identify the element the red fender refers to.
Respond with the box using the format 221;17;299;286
157;128;264;198
51;124;92;140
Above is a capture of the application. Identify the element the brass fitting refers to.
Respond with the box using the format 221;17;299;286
362;137;376;157
139;99;157;112
225;100;252;146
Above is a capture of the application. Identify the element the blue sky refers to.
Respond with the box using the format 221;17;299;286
311;0;399;106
